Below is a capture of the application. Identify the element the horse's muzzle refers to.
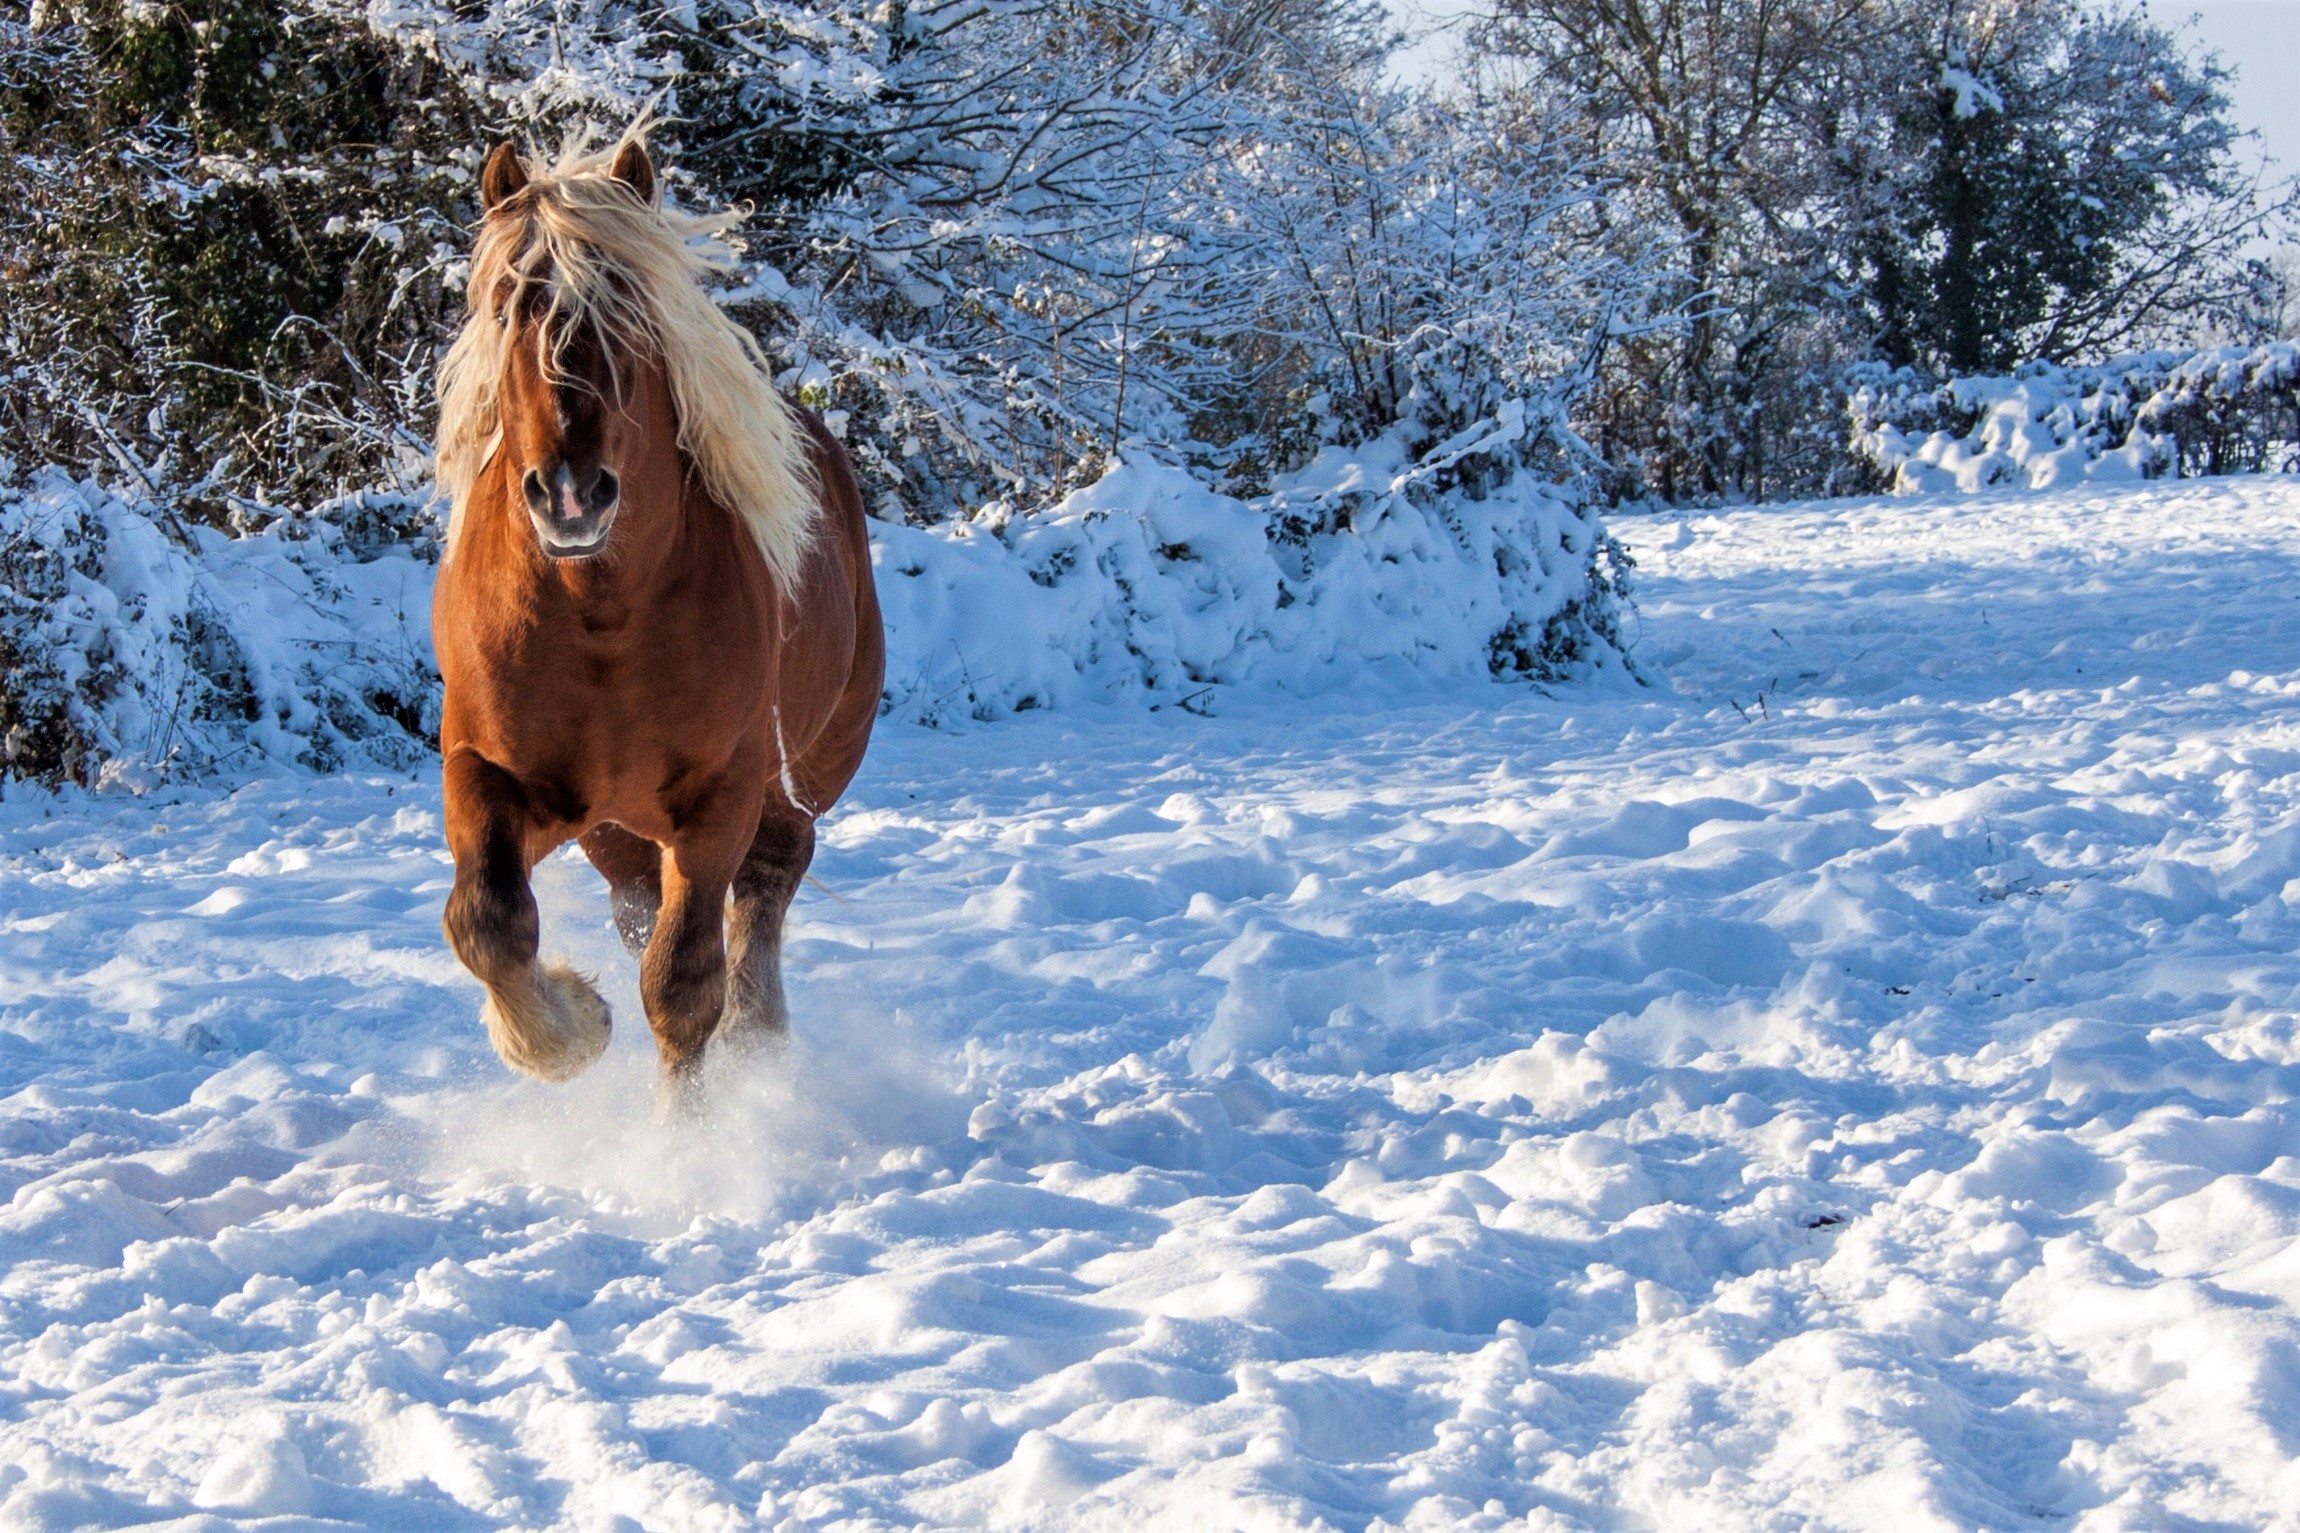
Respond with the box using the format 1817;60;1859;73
523;459;620;559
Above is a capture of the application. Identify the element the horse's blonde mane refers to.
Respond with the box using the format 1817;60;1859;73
436;126;817;586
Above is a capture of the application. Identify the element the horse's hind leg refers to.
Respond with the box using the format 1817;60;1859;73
722;812;815;1049
442;751;609;1081
579;823;663;958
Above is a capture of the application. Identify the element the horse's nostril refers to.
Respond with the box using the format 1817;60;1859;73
521;468;548;512
592;469;620;512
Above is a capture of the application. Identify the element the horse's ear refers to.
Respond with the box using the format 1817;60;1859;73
610;139;657;207
480;142;529;212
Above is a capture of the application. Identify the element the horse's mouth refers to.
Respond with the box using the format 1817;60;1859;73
532;511;617;560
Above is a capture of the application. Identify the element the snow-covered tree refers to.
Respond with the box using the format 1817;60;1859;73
1474;0;2297;501
0;0;1659;781
1474;0;1886;500
0;0;485;516
1856;0;2290;372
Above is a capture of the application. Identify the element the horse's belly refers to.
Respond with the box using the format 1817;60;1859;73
436;537;843;843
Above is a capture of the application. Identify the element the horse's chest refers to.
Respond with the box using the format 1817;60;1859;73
467;610;769;779
554;621;761;728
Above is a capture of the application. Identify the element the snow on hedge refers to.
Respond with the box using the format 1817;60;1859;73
0;420;1631;783
0;471;438;788
876;429;1632;725
1850;342;2300;494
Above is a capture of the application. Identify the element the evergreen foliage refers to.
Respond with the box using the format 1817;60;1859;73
2;0;485;517
1862;3;2274;373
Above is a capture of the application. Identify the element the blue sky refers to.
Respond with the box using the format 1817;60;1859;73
2189;1;2299;178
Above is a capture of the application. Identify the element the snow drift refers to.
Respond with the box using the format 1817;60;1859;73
1849;343;2300;494
0;419;1631;782
11;477;2300;1527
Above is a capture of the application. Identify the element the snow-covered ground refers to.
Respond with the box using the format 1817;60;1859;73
6;477;2300;1531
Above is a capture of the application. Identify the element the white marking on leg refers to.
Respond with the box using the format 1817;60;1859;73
773;704;816;817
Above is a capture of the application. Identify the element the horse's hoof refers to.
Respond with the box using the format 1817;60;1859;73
483;962;611;1081
715;1012;791;1063
654;1062;708;1123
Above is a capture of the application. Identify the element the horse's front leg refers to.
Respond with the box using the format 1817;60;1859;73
441;751;610;1081
641;800;754;1113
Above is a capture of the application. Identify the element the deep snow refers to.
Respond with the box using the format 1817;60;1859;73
5;476;2300;1529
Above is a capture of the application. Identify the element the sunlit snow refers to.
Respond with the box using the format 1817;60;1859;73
5;477;2300;1528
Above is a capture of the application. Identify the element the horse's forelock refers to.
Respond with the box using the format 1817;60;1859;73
437;141;819;586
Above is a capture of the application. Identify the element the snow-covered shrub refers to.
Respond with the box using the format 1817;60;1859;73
0;417;1629;781
0;473;437;785
1850;345;2300;494
879;411;1633;724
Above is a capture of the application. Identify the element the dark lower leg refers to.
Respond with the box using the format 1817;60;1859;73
443;754;606;1080
724;815;814;1044
444;842;540;1001
640;849;737;1105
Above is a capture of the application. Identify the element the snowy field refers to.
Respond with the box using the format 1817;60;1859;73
6;477;2300;1531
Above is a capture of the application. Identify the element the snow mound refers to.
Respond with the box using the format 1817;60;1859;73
7;478;2300;1525
4;421;1631;782
0;470;437;785
1851;344;2300;494
878;438;1632;724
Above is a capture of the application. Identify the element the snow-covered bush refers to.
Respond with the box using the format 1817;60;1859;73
0;473;438;785
879;413;1634;724
0;405;1631;782
1849;344;2300;494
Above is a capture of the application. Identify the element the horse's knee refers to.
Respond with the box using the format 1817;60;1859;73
442;753;546;983
443;869;538;987
607;887;658;958
755;813;815;865
581;824;662;958
724;816;810;1038
735;816;814;908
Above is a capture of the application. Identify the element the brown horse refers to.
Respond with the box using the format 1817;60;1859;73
430;130;882;1106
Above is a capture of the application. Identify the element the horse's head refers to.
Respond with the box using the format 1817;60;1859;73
473;139;661;561
438;130;818;584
